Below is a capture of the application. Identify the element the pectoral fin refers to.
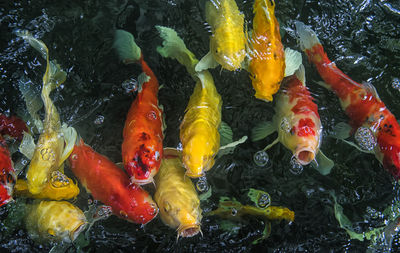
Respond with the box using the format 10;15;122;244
195;51;219;72
284;48;302;77
331;122;352;140
219;121;233;146
341;139;374;154
59;125;78;166
19;131;35;160
251;121;276;142
218;136;248;158
312;150;334;175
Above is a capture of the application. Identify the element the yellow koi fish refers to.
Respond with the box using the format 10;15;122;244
25;200;87;242
17;31;77;194
156;26;222;178
14;171;79;200
248;0;290;102
196;0;246;71
154;148;202;238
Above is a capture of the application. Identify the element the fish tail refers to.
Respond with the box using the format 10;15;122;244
156;26;199;79
294;21;321;51
113;30;142;64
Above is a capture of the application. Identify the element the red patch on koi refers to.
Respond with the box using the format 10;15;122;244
297;118;316;137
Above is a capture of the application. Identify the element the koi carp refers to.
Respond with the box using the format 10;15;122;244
156;26;222;178
25;200;87;242
68;139;158;224
0;135;15;207
154;148;202;238
113;30;164;185
0;113;28;140
17;31;77;194
252;65;334;174
196;0;246;71
296;21;400;179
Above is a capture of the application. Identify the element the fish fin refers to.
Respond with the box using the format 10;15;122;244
19;131;35;160
113;30;141;64
295;64;306;85
58;163;65;174
195;51;219;72
262;137;280;151
341;139;374;154
137;72;151;92
218;136;248;158
315;80;331;90
115;162;124;169
284;48;303;77
331;122;352;140
219;121;233;146
251;121;276;142
156;26;199;79
18;76;43;133
311;150;334;175
295;21;321;51
362;81;381;100
59;124;78;166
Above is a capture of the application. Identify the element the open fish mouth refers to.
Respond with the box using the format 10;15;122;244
295;147;316;165
131;177;154;186
177;224;201;238
69;222;87;242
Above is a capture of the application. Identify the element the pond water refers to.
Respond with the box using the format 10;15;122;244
1;0;400;252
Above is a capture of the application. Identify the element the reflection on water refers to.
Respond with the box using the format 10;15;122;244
1;0;400;251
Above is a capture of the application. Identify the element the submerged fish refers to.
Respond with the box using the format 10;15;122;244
14;170;79;200
114;30;164;185
25;200;87;243
196;0;246;71
296;21;400;179
0;135;15;207
69;139;158;224
0;113;28;140
252;65;334;175
154;148;202;238
157;26;222;178
17;31;77;194
248;0;285;102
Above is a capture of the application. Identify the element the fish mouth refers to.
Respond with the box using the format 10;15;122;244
184;171;204;178
131;177;154;186
295;148;316;165
177;224;201;238
69;222;87;242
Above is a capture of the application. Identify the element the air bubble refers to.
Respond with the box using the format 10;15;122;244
122;77;138;93
257;193;271;208
289;156;303;175
196;177;208;192
94;115;104;125
392;78;400;91
253;150;269;167
231;208;237;216
355;127;376;151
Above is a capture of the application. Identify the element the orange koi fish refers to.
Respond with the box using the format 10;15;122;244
248;0;285;102
114;30;164;185
0;114;28;206
69;139;158;224
252;65;333;174
296;21;400;179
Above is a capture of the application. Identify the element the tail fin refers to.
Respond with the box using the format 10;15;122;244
156;26;199;79
294;21;321;51
113;30;142;64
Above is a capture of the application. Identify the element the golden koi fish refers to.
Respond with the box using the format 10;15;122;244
17;31;77;194
248;0;285;101
154;148;202;238
25;200;87;242
156;26;222;178
197;0;246;71
14;171;79;200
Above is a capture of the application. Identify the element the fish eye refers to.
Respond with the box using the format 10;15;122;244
231;208;237;216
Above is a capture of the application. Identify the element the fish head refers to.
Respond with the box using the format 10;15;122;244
182;136;215;178
210;33;245;71
118;184;159;224
278;116;321;165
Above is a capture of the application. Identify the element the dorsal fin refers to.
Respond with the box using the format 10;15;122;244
362;81;380;100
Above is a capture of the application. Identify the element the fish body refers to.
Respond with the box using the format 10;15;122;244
154;148;202;238
205;0;246;71
296;21;400;178
0;136;15;206
248;0;285;101
25;200;87;242
69;139;158;224
0;113;28;140
274;66;322;165
15;170;79;200
180;71;222;178
119;41;164;186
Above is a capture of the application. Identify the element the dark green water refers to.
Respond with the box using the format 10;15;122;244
1;0;400;252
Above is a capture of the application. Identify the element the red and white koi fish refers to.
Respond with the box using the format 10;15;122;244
68;139;158;224
0;114;28;206
252;65;333;174
296;21;400;179
114;30;164;185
